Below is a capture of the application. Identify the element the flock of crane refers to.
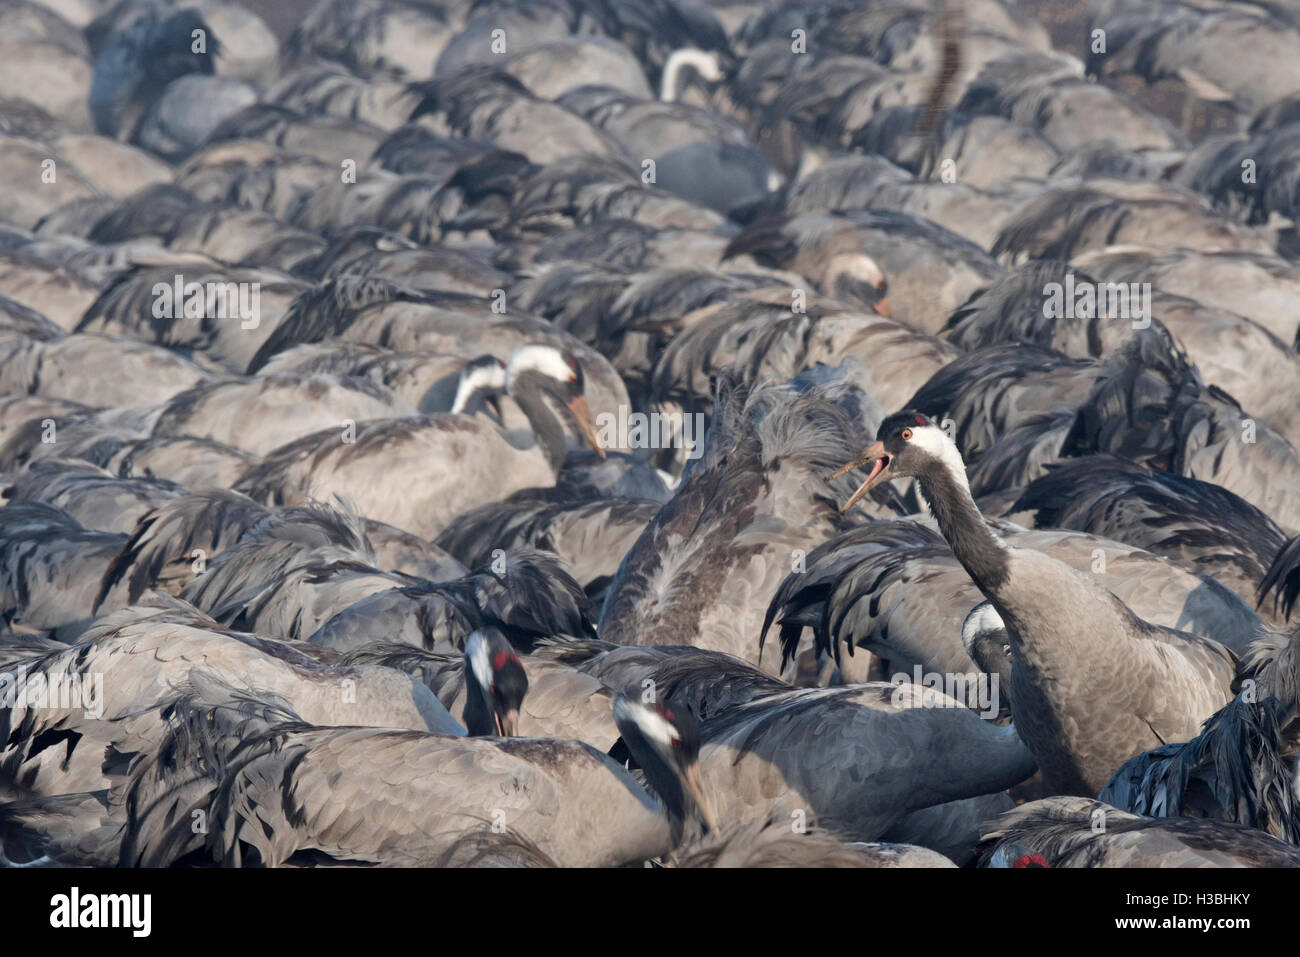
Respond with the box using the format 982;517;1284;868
2;0;1300;868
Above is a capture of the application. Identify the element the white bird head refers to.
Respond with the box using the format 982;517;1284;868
505;344;605;459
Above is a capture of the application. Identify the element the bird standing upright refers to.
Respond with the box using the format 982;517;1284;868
832;411;1237;795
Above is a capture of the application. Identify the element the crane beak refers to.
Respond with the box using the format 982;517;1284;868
830;441;892;512
567;394;606;459
494;708;520;737
682;762;720;834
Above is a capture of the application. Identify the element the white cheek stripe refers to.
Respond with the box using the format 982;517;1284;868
507;345;575;389
962;601;1006;646
452;363;507;413
614;698;679;748
908;424;970;493
467;631;492;690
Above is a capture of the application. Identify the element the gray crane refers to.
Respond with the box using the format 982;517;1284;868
597;381;869;674
234;344;606;538
117;682;716;868
0;594;462;805
832;410;1237;795
341;628;621;750
981;797;1300;867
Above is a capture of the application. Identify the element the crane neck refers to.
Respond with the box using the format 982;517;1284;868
463;680;493;736
917;461;1011;596
508;376;568;475
660;48;716;102
918;457;1136;670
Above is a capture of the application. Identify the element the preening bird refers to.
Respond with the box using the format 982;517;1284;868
234;344;607;538
343;633;619;750
463;627;529;737
596;380;869;674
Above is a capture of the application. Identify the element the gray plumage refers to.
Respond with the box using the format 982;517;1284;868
408;67;632;168
1074;246;1300;349
0;501;128;636
308;547;596;654
946;261;1300;449
834;413;1238;796
764;518;1259;684
109;435;260;490
76;259;309;373
724;209;1001;335
1013;456;1291;618
906;341;1104;468
980;797;1300;867
1099;694;1300;843
434;497;659;604
97;489;273;607
597;382;866;673
668;820;956;868
649;290;959;427
695;683;1035;840
341;642;619;751
1063;330;1300;533
177;503;407;640
5;459;186;534
151;373;414;456
1;595;462;805
116;681;706;867
992;182;1271;263
234;415;557;540
955;51;1184;153
0;331;209;407
542;638;790;722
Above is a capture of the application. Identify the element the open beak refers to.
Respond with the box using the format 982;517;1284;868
830;441;892;513
682;762;720;834
494;709;520;737
567;394;606;460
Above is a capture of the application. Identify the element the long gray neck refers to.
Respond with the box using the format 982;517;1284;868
918;462;1010;597
509;377;567;474
919;459;1133;669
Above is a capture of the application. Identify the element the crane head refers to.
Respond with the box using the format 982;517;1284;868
465;627;528;737
613;695;719;836
831;409;969;512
